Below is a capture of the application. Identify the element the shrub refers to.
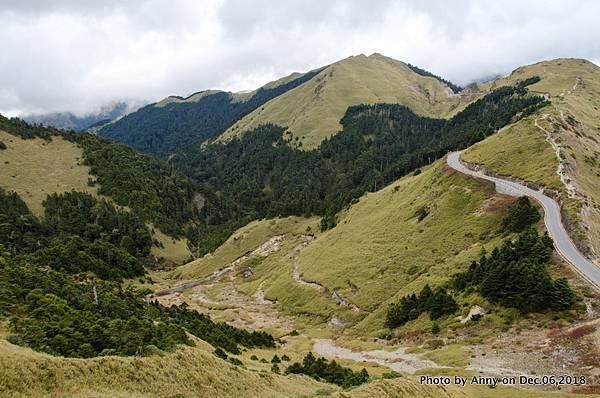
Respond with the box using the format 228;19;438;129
285;352;369;387
214;348;228;360
229;357;243;366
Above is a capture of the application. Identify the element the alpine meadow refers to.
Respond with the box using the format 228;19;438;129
1;2;600;397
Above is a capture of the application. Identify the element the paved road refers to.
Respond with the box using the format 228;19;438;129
447;152;600;290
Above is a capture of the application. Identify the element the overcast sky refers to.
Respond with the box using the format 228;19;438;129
1;0;599;116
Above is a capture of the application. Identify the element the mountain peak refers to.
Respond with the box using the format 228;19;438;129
220;53;469;148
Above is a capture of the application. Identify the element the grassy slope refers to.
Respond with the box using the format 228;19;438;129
171;216;320;280
0;130;97;216
6;337;587;398
220;53;478;149
173;160;510;333
149;223;192;265
463;116;562;190
298;160;506;334
0;339;328;398
0;130;189;265
464;58;600;261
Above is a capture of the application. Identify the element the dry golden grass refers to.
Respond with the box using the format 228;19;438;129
220;53;477;149
0;339;329;398
149;223;193;265
0;130;97;216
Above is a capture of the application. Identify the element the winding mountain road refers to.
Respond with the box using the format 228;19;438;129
447;152;600;291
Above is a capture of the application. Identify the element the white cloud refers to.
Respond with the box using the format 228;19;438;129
1;0;599;116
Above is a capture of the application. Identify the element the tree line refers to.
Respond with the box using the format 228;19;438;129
0;114;203;248
406;63;463;93
174;79;548;251
452;228;575;312
1;188;150;280
385;285;458;329
0;252;274;358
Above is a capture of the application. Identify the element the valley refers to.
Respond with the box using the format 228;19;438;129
1;54;599;398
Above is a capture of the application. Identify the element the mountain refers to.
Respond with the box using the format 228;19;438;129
173;78;545;248
97;69;323;157
462;58;600;262
96;53;476;156
2;56;600;397
22;100;144;132
162;58;599;394
219;53;479;149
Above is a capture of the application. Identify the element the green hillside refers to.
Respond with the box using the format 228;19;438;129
0;116;201;263
97;69;321;157
463;58;600;262
172;159;509;332
2;57;600;397
219;53;478;148
173;81;545;255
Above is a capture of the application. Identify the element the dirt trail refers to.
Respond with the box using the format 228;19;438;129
152;235;285;297
153;232;359;331
534;113;578;199
313;339;443;374
291;237;325;292
290;236;360;312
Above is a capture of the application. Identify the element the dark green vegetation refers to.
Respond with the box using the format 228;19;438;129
407;63;462;93
0;250;274;358
0;124;278;360
286;352;370;388
452;228;576;312
1;189;149;280
98;70;322;157
385;285;458;329
175;80;547;248
0;184;275;358
503;196;541;232
0;114;200;242
165;302;274;354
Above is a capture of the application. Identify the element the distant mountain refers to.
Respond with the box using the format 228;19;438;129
97;54;474;156
23;100;144;132
97;70;322;157
219;54;476;149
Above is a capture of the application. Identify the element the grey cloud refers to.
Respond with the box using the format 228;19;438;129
0;0;598;116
